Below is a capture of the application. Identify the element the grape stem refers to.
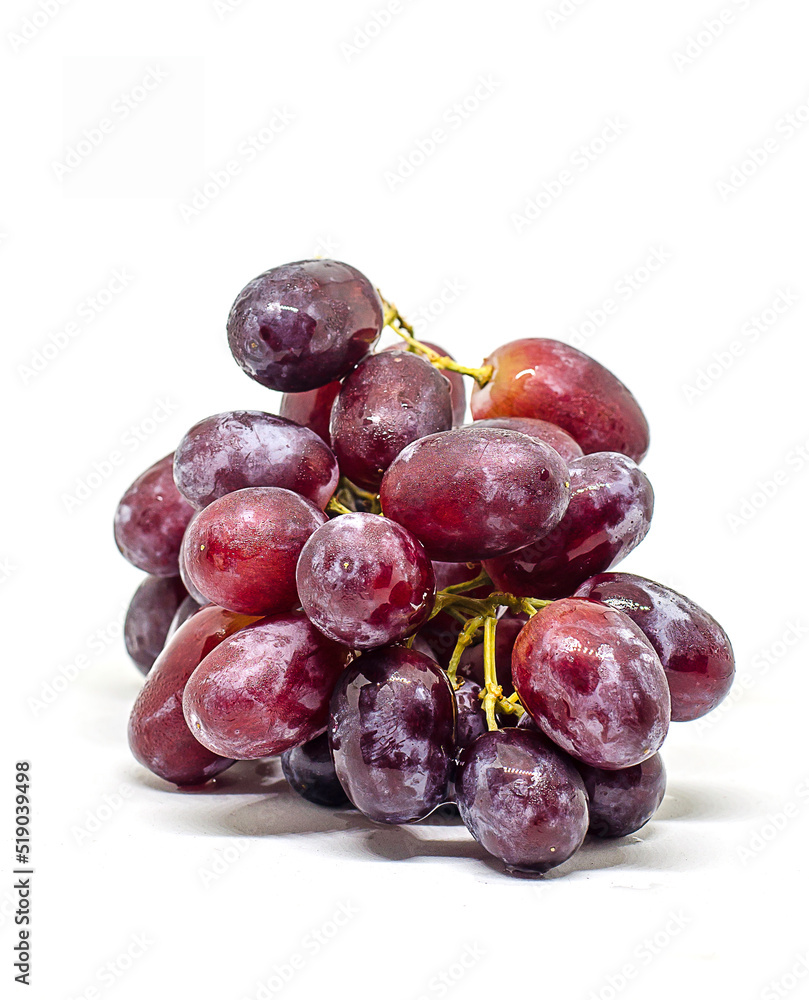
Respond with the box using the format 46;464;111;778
326;496;353;516
379;295;494;388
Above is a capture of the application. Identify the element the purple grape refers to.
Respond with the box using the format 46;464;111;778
328;647;455;823
114;454;195;576
279;380;342;444
380;428;571;562
453;682;488;753
124;575;188;675
485;452;653;599
227;260;383;392
456;729;589;875
512;598;670;769
297;512;435;648
383;341;466;426
576;754;667;838
128;606;258;786
173;410;339;510
183;611;351;759
281;733;351;808
330;352;453;490
469;417;583;464
182;487;326;615
574;573;735;721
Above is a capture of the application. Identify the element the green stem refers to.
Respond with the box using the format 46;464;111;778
482;616;500;731
445;616;487;689
327;496;352;516
440;569;492;596
379;294;493;388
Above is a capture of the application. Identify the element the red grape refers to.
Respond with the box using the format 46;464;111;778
383;341;466;426
181;487;326;615
281;733;351;808
128;605;258;785
484;452;653;599
279;380;342;444
173;410;338;510
297;512;435;648
114;454;195;576
183;611;351;759
469;417;583;463
380;428;571;561
471;339;650;462
574;573;735;721
227;259;383;392
456;729;589;875
330;352;452;490
512;598;670;769
329;647;455;823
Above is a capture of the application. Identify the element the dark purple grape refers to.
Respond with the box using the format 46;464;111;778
183;611;351;759
281;733;351;808
469;417;583;464
457;613;524;696
471;338;650;463
380;428;571;561
456;729;589;875
128;606;258;785
512;598;670;769
124;575;188;675
576;754;666;838
279;381;342;444
453;682;488;753
485;452;653;599
173;410;339;510
329;647;455;823
167;594;205;640
227;260;383;392
330;352;453;490
182;487;326;615
383;341;466;426
297;512;435;649
114;454;195;576
574;573;735;722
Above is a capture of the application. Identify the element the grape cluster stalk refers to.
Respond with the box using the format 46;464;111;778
116;258;735;877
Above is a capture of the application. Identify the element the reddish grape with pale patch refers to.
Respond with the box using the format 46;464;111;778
182;487;326;615
173;410;338;510
512;598;670;769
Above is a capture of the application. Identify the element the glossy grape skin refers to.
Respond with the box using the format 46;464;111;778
456;729;589;876
469;418;583;464
114;454;195;576
173;410;338;510
279;381;342;444
577;754;666;838
513;598;670;769
182;487;326;615
281;733;351;808
167;594;206;640
183;611;351;759
457;614;524;697
124;576;188;674
383;342;466;426
227;259;383;392
380;428;571;562
330;352;453;490
471;339;650;463
453;682;488;753
128;606;258;785
328;647;455;824
484;452;654;599
297;513;435;649
574;573;735;722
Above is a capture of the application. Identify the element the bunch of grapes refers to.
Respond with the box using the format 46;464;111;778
117;259;734;877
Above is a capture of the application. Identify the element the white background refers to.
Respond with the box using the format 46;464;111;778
3;1;809;998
